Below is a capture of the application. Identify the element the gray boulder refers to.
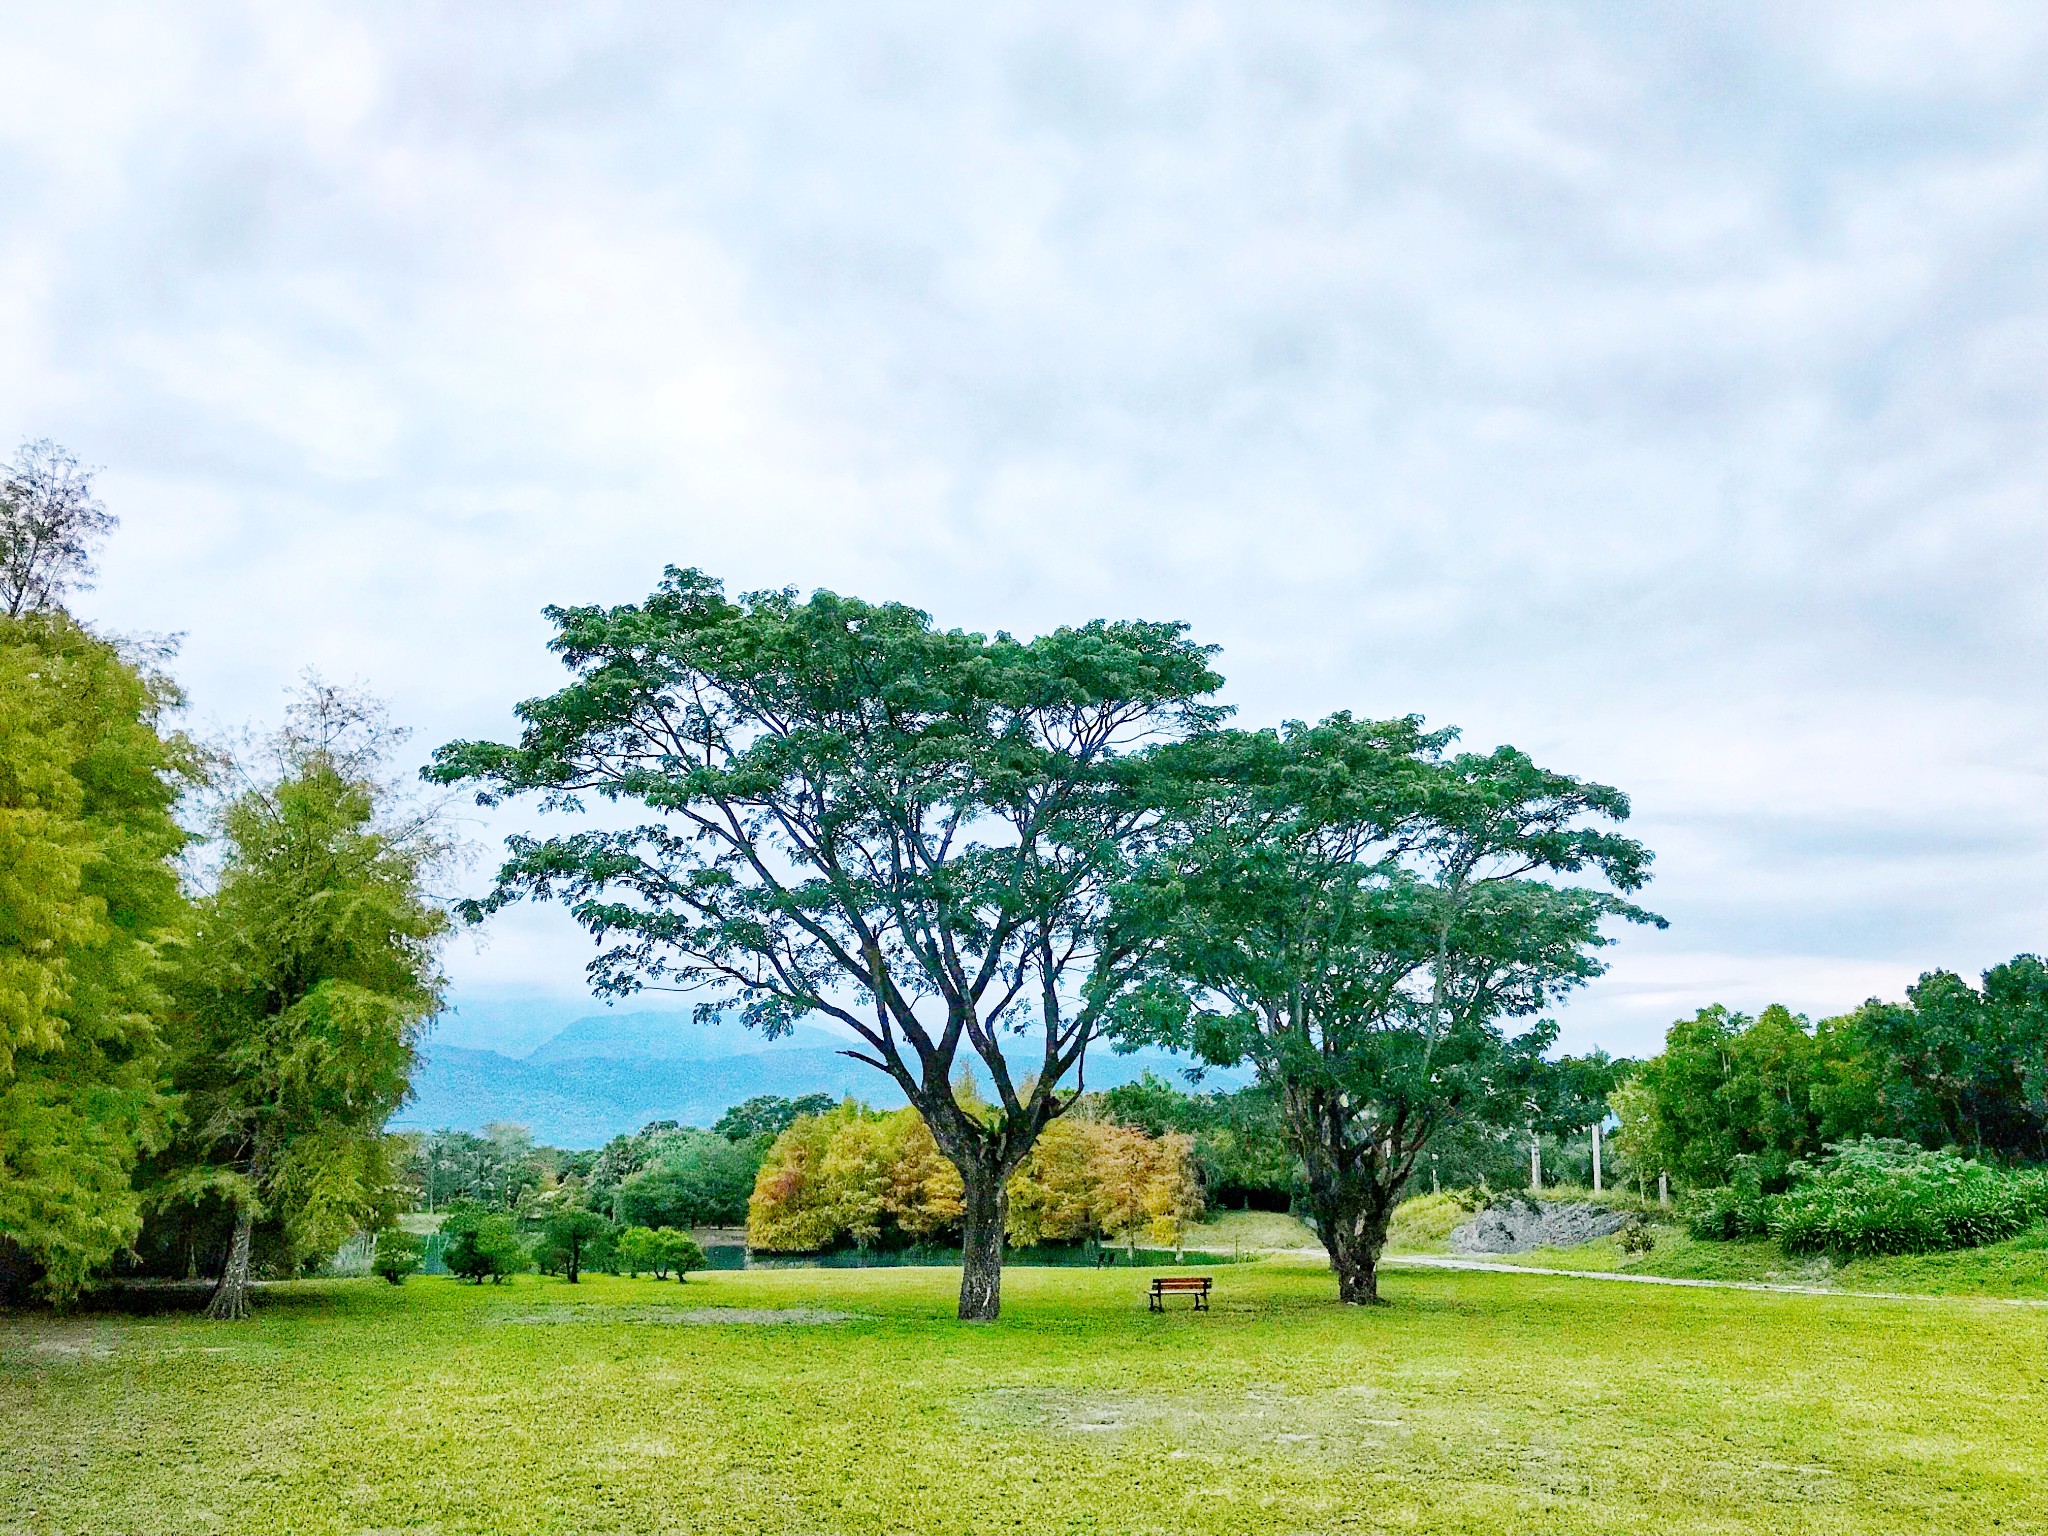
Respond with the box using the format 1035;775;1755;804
1449;1197;1626;1255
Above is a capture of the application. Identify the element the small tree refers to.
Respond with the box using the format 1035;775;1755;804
540;1209;612;1284
654;1227;706;1282
431;568;1224;1320
0;440;115;618
372;1229;424;1284
443;1204;525;1284
617;1225;659;1277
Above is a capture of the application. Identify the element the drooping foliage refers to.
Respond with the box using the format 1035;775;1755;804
0;614;193;1302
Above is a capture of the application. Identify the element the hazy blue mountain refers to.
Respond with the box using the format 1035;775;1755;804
522;1011;848;1064
391;1043;897;1146
427;991;626;1057
393;1023;1246;1147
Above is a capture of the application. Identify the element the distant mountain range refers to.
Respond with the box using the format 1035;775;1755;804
393;1008;1244;1147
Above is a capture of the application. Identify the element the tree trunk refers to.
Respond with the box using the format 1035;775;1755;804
206;1206;255;1321
956;1168;1006;1321
1308;1183;1394;1307
1323;1209;1390;1305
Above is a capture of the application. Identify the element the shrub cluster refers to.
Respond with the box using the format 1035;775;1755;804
1771;1142;2048;1258
372;1230;424;1284
439;1201;530;1283
617;1226;705;1280
1688;1140;2048;1259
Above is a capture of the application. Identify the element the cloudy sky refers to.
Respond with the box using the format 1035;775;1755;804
5;2;2043;1058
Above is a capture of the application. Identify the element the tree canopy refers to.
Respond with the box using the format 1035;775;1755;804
431;567;1225;1318
1109;713;1660;1301
1616;955;2048;1192
0;441;115;620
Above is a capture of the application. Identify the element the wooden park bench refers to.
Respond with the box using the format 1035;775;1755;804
1148;1275;1211;1312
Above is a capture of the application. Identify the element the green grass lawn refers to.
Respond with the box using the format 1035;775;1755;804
7;1258;2047;1535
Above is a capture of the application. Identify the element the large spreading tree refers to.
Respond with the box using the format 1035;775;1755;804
431;567;1222;1318
159;684;448;1319
1109;714;1660;1303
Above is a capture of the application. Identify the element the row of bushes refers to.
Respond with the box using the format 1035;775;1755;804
1689;1140;2048;1258
372;1204;709;1284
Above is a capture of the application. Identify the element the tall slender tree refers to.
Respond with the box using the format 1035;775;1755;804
1109;715;1660;1303
160;683;448;1319
0;613;193;1302
431;568;1223;1319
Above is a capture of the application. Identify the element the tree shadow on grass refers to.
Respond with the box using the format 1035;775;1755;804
40;1278;365;1319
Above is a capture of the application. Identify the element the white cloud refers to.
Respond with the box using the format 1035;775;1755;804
3;1;2043;1057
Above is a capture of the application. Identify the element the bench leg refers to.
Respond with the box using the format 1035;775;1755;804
1194;1292;1207;1311
1149;1292;1160;1312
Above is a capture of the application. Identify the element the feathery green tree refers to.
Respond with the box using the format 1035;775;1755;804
158;683;448;1319
0;614;192;1302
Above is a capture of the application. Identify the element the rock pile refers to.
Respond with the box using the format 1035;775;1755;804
1449;1197;1626;1255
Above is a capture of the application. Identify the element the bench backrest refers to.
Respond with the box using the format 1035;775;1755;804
1151;1276;1211;1290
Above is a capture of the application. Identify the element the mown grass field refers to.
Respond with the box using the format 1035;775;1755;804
6;1257;2047;1535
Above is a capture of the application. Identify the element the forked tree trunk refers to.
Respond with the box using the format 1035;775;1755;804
956;1167;1007;1321
205;1206;255;1321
